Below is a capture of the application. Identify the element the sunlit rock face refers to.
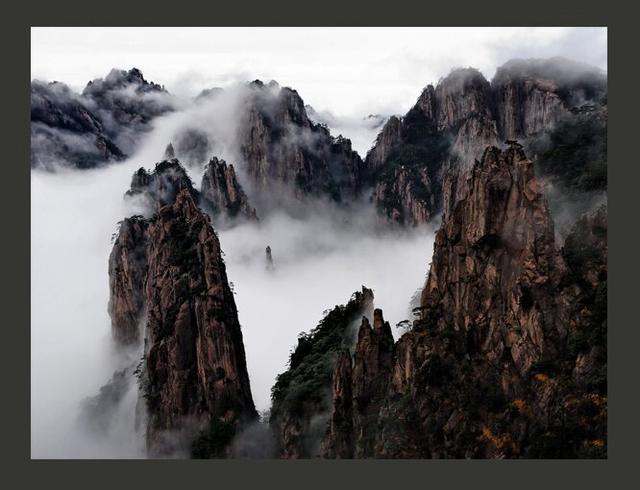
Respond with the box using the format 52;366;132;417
107;161;257;457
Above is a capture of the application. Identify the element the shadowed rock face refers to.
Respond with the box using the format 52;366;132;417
32;68;173;170
143;189;257;456
108;216;149;345
365;58;607;227
200;157;258;220
316;145;606;459
31;81;125;170
126;160;198;213
238;81;365;203
108;161;257;457
269;287;374;459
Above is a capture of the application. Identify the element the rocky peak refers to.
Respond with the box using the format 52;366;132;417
83;67;165;96
200;157;258;220
163;142;175;159
269;287;374;458
126;159;198;212
365;115;403;171
143;189;257;455
415;85;437;120
422;143;559;373
108;183;257;457
239;80;364;202
435;68;493;131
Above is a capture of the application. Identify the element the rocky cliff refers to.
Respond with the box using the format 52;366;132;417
200;157;258;220
366;57;607;227
311;144;606;458
238;80;365;204
108;161;257;457
269;287;374;458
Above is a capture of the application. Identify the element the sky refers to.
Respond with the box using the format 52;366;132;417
31;27;607;119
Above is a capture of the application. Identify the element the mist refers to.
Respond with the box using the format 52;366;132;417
30;90;436;457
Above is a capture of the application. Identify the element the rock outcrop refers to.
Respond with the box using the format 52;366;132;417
31;81;125;170
269;287;374;458
108;216;149;345
366;58;607;227
238;80;365;203
108;160;257;457
126;160;198;213
143;189;257;456
314;145;607;458
200;157;258;220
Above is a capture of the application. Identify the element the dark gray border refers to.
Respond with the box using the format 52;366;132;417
4;0;638;487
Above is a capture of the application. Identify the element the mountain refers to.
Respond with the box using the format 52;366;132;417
107;160;257;457
200;157;258;221
31;68;174;170
366;57;607;228
269;287;374;458
237;80;365;205
310;144;607;458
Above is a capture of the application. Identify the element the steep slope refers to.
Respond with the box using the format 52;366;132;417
366;58;607;227
107;160;257;457
200;157;258;220
316;144;606;458
269;287;374;458
238;80;365;204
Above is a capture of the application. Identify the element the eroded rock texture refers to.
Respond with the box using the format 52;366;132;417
238;80;365;203
108;161;257;457
269;287;374;458
366;58;607;227
143;189;257;456
306;146;606;459
200;157;258;220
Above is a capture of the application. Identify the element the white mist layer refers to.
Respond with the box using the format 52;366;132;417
30;95;436;457
219;214;434;412
31;160;146;458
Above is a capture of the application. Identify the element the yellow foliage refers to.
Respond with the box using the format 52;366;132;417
534;373;550;382
512;399;526;412
481;426;511;449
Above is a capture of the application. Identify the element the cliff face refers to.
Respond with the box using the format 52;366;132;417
108;216;149;345
143;189;257;456
108;160;257;457
366;58;607;227
269;287;374;458
238;81;365;203
493;58;607;140
316;145;606;458
200;157;258;220
372;165;434;226
32;68;173;170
